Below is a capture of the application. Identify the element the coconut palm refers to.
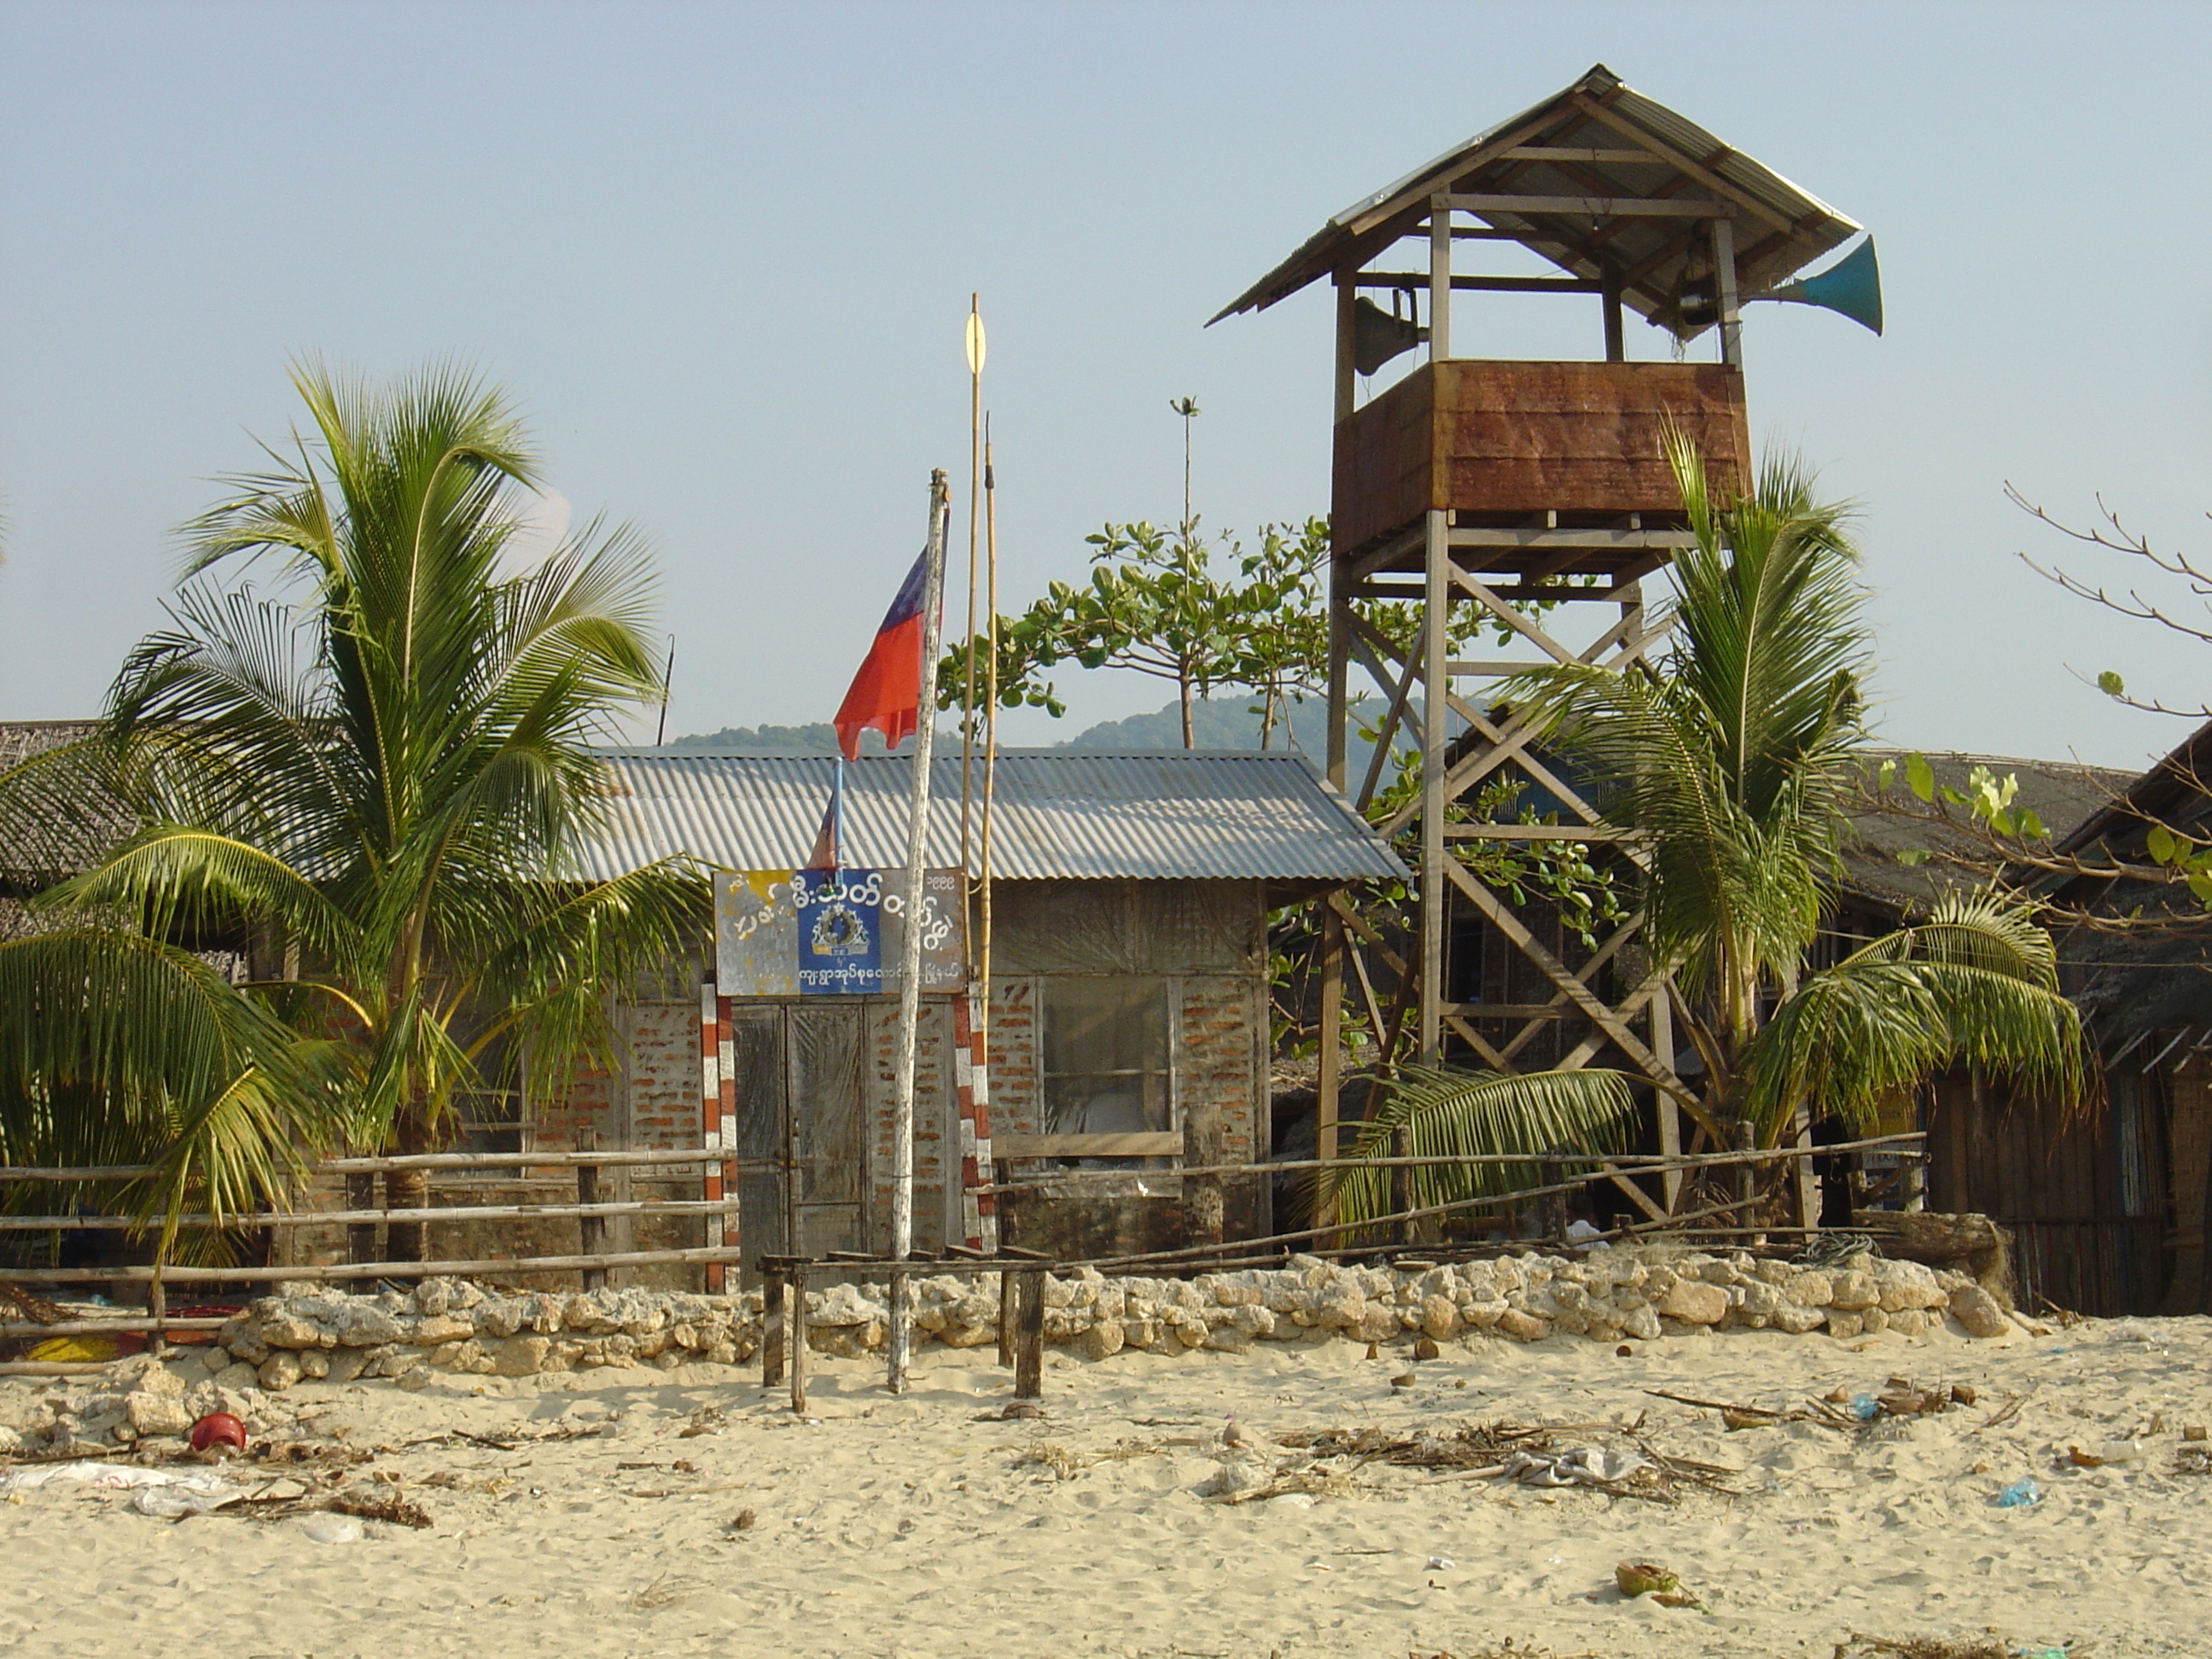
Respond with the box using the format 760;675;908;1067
0;362;701;1252
0;925;341;1253
1330;433;2083;1225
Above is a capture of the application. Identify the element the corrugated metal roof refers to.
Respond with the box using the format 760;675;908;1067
579;751;1406;884
1211;63;1860;340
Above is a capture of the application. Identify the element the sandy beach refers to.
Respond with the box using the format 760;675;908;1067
3;1311;2208;1659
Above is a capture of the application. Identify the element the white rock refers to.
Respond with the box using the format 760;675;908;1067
1656;1279;1728;1324
810;1283;887;1328
1785;1271;1834;1307
1828;1270;1879;1311
1948;1284;2011;1339
126;1392;195;1436
1871;1259;1947;1313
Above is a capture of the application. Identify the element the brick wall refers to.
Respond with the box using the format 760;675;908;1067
1178;972;1263;1167
864;1000;953;1254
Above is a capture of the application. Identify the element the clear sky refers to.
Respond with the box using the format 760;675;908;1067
3;1;2209;766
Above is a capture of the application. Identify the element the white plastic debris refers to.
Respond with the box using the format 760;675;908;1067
0;1461;243;1513
131;1481;246;1517
1499;1447;1646;1487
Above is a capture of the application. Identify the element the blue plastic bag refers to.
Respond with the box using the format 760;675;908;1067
1849;1393;1880;1422
1997;1477;2040;1508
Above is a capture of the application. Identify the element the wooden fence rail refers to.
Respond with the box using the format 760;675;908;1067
0;1147;772;1182
0;1197;737;1232
0;1144;754;1353
967;1131;1925;1195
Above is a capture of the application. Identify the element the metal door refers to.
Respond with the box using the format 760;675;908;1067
788;1004;868;1255
728;1006;786;1278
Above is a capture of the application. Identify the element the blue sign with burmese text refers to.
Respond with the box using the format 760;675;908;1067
712;867;963;997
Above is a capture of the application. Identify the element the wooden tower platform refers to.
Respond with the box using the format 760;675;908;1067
1213;64;1866;1196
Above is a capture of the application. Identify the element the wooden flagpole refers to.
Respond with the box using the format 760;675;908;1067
958;298;985;965
979;425;999;1126
888;470;951;1394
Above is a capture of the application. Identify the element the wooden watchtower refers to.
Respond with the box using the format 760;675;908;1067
1213;64;1866;1192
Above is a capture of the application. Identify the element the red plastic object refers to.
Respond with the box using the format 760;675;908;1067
189;1412;247;1454
166;1304;246;1348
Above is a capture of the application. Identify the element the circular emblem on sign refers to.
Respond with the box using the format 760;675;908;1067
810;901;870;958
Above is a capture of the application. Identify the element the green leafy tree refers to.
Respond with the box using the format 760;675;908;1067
937;514;1314;750
1330;434;2085;1224
0;363;701;1253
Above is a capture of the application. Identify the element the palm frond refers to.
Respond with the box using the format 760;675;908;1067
0;930;341;1233
1324;1064;1639;1226
1743;893;2086;1139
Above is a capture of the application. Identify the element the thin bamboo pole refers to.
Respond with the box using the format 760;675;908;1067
979;427;999;1068
887;473;951;1394
958;296;984;930
0;1145;761;1179
0;1318;228;1339
0;1196;742;1232
963;1132;1925;1190
0;1246;745;1286
1068;1146;1927;1272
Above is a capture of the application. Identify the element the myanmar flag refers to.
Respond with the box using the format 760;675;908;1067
832;547;931;761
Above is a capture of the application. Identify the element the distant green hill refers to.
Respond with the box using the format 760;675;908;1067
653;721;888;756
649;696;1410;777
1057;696;1330;756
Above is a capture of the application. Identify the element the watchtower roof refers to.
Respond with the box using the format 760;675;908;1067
1210;63;1861;339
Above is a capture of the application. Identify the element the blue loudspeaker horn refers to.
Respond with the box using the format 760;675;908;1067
1754;237;1883;335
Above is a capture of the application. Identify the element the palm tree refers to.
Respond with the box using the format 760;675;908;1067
0;362;701;1253
1330;434;2083;1225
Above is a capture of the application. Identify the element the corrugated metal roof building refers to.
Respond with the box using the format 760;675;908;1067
562;749;1402;1275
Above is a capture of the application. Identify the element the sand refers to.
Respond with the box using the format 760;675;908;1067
3;1313;2209;1658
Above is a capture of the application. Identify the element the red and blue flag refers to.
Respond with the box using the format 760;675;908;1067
832;546;932;761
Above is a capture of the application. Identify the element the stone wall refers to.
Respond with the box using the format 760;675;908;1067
0;1243;2021;1458
182;1243;2012;1396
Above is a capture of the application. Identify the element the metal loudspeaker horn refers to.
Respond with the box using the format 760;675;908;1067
1352;296;1428;375
1752;237;1883;335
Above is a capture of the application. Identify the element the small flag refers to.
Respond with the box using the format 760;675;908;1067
805;758;845;870
832;547;931;762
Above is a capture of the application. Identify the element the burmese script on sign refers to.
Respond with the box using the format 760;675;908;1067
713;867;963;995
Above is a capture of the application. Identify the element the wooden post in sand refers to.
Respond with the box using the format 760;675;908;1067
762;1260;787;1387
787;1264;809;1413
1013;1268;1045;1400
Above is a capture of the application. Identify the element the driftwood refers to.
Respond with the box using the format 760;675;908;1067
1851;1210;2013;1304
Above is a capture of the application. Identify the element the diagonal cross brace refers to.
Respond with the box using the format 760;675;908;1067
1441;856;1693;1103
